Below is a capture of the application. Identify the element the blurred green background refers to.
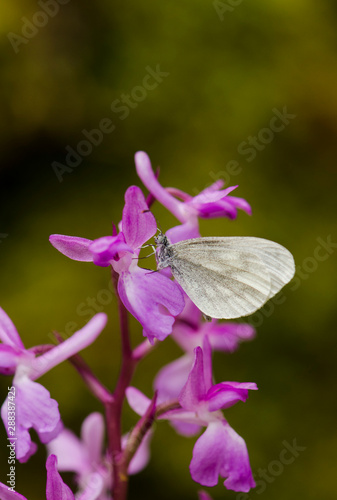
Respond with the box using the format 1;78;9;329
0;0;336;498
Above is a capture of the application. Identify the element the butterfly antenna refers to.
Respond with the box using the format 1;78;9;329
135;250;156;260
156;220;164;235
145;269;159;275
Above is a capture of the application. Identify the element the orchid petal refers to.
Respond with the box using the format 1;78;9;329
190;421;255;493
46;454;75;500
202;336;213;393
190;421;255;492
154;354;194;403
126;387;151;416
206;381;258;412
48;417;109;497
39;419;64;444
190;185;238;205
0;344;22;375
89;236;133;267
0;483;27;500
31;313;107;379
76;473;105;500
198;491;213;500
0;308;24;349
122;186;157;249
166;222;200;245
47;429;90;474
196;200;238;219
201;179;225;192
135;151;185;222
118;266;184;343
228;196;252;215
81;413;105;466
49;235;93;262
172;302;255;355
1;377;60;462
179;347;206;410
135;152;251;223
204;322;255;353
170;420;202;437
156;403;208;429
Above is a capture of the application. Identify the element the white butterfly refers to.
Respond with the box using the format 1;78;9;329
155;233;295;319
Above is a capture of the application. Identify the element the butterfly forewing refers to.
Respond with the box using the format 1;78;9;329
227;237;295;297
168;237;295;319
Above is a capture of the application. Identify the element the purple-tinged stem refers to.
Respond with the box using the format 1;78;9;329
69;353;113;404
156;400;182;418
106;269;138;500
53;332;113;405
106;270;159;500
120;392;157;478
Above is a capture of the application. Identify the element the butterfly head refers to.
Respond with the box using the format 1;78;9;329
154;231;170;248
154;232;173;269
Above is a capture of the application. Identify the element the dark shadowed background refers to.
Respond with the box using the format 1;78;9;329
0;1;337;499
